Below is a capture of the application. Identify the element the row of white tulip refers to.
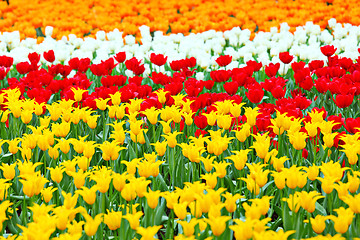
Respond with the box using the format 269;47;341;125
0;18;359;78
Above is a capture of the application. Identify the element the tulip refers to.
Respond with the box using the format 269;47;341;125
76;186;99;205
226;149;250;171
328;207;354;234
279;51;294;64
0;179;11;201
124;211;143;230
69;169;90;189
48;166;65;184
223;192;243;213
282;193;301;213
215;55;232;67
71;87;88;102
0;163;16;180
245;85;264;103
136;225;163;240
173;201;189;220
288;131;308;150
298;191;324;213
178;219;198;237
201;173;219;189
307;215;328;234
40;187;57;203
320;45;337;57
121;183;137;201
144;190;162;209
333;93;354;108
271;171;286;189
103;210;122;230
0;201;13;231
204;216;231;236
84;213;104;237
162;131;182;148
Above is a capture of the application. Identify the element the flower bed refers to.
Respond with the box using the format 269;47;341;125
0;34;359;239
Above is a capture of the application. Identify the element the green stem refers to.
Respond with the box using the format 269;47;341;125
327;192;333;215
152;123;156;143
22;196;27;227
152;207;155;226
172;147;176;190
307;212;312;238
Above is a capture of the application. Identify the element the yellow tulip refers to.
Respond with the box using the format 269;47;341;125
104;210;122;230
144;189;162;209
137;225;162;240
83;213;104;237
94;97;109;110
76;186;99;205
204;216;231;237
40;187;57;203
124;211;143;230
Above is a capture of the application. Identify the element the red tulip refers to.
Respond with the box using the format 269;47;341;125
125;57;145;75
0;67;9;80
184;79;204;97
223;81;238;96
16;62;31;74
320;45;337;57
308;60;324;72
150;72;171;85
204;80;214;90
43;50;55;62
210;70;231;82
291;61;306;72
165;81;183;95
169;57;196;71
215;55;232;67
352;70;360;82
294;96;311;110
299;76;314;91
339;57;353;70
68;57;80;69
256;115;271;131
232;72;247;87
245;85;264;103
344;118;360;134
271;85;286;99
327;114;344;130
90;63;107;76
114;51;126;63
78;58;91;73
246;60;262;72
195;129;208;137
265;63;280;78
302;149;309;159
333;94;354;108
279;52;293;64
28;52;40;65
0;55;13;68
194;114;208;129
314;77;329;94
150;53;167;66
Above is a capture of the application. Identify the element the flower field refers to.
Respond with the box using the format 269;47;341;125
1;1;360;240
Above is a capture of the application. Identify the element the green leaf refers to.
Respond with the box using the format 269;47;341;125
224;175;235;193
127;143;137;160
155;199;166;225
315;201;327;216
156;174;169;192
